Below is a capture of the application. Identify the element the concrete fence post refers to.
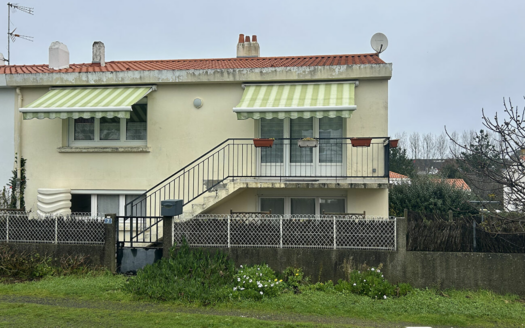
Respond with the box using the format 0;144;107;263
103;213;117;273
448;210;453;222
162;216;174;258
396;217;407;252
403;208;408;219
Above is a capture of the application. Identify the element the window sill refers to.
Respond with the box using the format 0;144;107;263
57;146;151;153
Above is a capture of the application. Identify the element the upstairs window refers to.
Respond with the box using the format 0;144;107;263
69;99;147;146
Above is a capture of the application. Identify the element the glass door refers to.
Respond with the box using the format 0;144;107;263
259;118;284;176
318;117;344;176
290;118;314;176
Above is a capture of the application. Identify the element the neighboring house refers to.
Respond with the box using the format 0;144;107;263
413;159;445;175
389;171;410;185
389;171;471;191
1;34;392;218
0;82;15;188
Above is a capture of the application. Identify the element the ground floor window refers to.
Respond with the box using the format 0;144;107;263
70;192;145;216
259;197;345;215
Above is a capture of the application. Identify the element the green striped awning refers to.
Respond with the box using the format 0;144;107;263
20;86;156;120
233;82;356;120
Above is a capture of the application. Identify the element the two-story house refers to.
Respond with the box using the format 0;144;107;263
3;34;392;219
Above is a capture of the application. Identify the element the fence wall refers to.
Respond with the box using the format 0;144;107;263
173;214;396;250
0;211;116;271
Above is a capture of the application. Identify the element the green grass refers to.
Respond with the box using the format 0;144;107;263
1;274;525;327
0;302;341;328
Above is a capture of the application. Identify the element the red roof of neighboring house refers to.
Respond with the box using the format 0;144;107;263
445;179;471;191
0;53;385;74
389;171;409;179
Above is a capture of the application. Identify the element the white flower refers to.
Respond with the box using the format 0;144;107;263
276;282;279;284
377;269;380;273
237;278;240;282
271;284;274;287
260;291;263;295
243;275;246;278
258;268;260;270
353;283;356;286
364;280;366;282
371;268;375;271
240;287;245;290
383;295;387;299
233;287;237;291
243;281;245;284
249;279;252;283
381;275;384;278
240;265;243;268
265;285;267;287
268;280;271;282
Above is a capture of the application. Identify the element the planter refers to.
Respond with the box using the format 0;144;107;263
253;138;274;148
389;139;399;148
350;138;372;147
298;139;318;148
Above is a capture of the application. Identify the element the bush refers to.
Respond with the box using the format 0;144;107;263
389;175;475;216
281;267;309;293
335;264;412;299
0;244;98;280
124;239;235;304
231;264;283;300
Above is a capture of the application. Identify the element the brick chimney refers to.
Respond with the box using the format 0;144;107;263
92;41;105;66
49;41;70;70
236;34;260;58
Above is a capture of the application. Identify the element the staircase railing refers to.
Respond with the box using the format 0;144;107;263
125;137;390;217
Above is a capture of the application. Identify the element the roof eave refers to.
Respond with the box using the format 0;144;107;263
2;63;393;87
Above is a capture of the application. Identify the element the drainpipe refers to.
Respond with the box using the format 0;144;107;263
15;87;22;208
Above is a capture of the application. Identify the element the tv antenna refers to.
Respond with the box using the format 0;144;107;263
6;2;34;65
370;33;388;55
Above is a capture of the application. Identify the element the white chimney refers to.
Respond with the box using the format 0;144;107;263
49;41;69;70
92;41;105;66
236;34;260;58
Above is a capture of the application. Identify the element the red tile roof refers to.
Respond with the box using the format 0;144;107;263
445;179;471;191
389;171;409;179
0;53;385;74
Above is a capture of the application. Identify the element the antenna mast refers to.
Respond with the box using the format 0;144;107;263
6;2;34;65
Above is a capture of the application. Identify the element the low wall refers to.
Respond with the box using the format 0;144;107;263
200;247;525;296
2;243;107;267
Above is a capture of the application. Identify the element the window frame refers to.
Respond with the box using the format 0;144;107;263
68;98;148;147
259;196;346;215
70;190;146;216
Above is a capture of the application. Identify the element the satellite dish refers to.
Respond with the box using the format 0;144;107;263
371;33;388;54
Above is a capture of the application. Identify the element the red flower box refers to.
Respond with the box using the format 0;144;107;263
350;138;372;147
389;139;399;148
253;138;274;148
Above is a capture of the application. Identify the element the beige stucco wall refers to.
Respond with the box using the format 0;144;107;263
205;187;388;217
19;75;389;213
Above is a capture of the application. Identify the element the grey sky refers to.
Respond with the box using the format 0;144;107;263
5;0;525;137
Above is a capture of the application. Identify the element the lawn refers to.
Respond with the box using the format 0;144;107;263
1;273;524;327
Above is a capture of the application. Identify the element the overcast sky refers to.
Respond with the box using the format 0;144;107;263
4;0;525;137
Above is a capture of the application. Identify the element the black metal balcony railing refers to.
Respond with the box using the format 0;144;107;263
126;137;390;216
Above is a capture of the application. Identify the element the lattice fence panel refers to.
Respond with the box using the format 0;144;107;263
174;216;228;247
0;211;105;244
174;214;396;250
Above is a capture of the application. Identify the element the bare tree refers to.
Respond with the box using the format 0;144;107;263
422;133;436;159
409;132;421;160
435;132;448;159
447;98;525;215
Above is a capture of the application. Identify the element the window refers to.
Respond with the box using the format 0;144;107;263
69;99;147;146
70;192;145;216
260;197;345;215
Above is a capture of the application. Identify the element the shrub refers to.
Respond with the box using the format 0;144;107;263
124;238;235;304
282;267;309;293
335;264;412;299
0;244;98;280
231;264;283;300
